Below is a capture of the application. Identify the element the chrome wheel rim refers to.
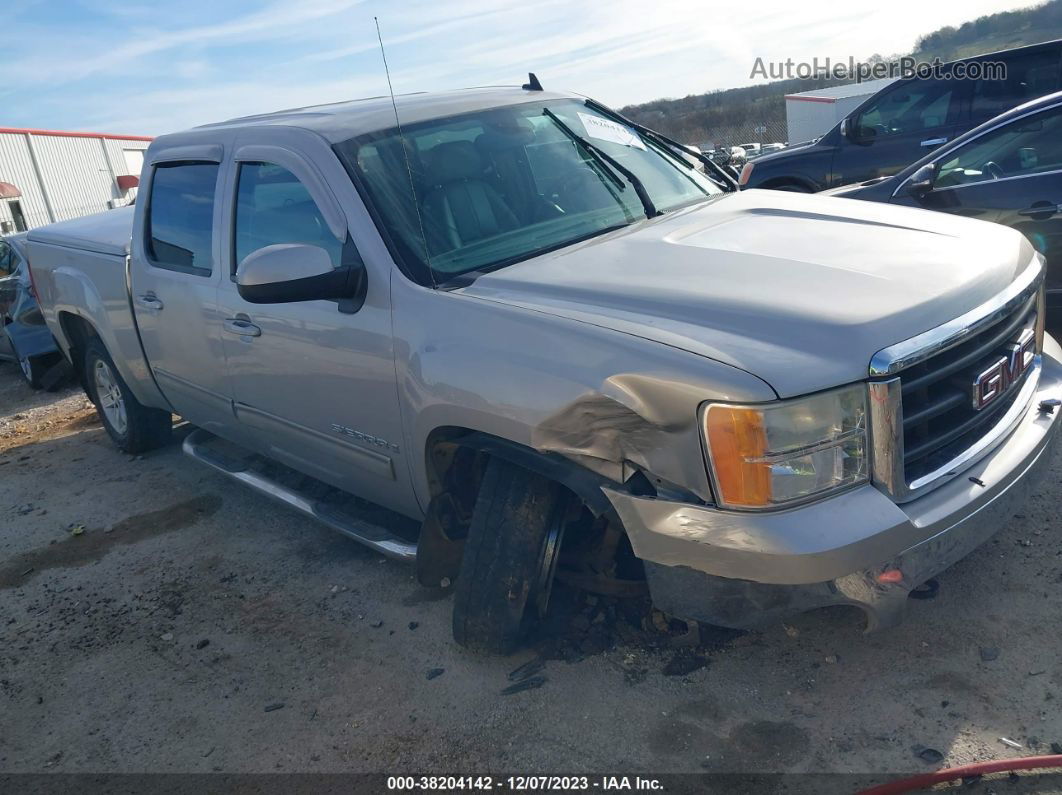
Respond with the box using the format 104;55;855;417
93;359;127;436
18;357;32;382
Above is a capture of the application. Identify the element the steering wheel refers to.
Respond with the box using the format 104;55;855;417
983;161;1005;180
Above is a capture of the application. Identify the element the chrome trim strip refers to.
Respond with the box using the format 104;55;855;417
868;378;904;498
869;258;1043;376
920;168;1062;195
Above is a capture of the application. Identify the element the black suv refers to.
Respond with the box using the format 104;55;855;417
741;39;1062;192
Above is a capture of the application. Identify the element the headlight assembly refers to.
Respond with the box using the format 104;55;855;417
702;383;868;510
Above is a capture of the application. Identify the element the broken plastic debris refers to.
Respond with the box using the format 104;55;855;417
501;675;546;695
915;747;944;764
70;525;85;536
999;737;1023;749
979;646;1001;662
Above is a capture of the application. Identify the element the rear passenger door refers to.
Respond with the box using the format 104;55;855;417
215;132;412;515
130;147;234;432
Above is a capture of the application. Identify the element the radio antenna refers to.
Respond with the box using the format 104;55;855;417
375;16;433;283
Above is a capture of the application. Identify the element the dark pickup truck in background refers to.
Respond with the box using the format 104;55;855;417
740;39;1062;192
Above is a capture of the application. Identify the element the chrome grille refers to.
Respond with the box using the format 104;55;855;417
898;293;1037;482
867;260;1044;502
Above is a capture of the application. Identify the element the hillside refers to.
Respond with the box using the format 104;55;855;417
622;0;1062;148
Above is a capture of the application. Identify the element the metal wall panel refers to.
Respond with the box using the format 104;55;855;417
0;133;152;231
30;134;113;223
0;133;54;229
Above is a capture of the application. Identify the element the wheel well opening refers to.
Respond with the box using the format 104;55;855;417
57;313;98;390
421;428;645;598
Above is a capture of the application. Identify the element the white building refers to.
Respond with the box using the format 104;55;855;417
0;127;152;234
784;78;896;145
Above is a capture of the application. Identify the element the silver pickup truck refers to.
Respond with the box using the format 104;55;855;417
26;86;1062;653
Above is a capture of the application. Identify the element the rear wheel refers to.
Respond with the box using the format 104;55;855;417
83;338;172;454
452;457;571;655
18;354;44;389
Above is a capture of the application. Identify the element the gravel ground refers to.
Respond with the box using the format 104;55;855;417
1;360;1061;790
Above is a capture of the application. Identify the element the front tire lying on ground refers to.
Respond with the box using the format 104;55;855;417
83;337;173;454
452;457;572;655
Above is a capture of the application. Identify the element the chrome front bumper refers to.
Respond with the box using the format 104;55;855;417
605;341;1062;631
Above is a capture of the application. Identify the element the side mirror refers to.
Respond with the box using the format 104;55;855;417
236;243;365;307
905;163;937;196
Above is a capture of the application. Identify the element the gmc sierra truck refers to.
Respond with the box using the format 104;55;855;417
26;85;1062;653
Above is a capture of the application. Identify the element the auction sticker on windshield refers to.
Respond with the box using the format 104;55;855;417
578;112;646;149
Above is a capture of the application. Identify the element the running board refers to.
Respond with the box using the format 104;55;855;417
182;428;417;561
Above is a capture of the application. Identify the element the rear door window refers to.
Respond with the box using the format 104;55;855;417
146;162;219;275
971;50;1062;122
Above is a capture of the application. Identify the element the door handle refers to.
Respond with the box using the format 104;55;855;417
224;317;261;337
135;293;163;311
1018;202;1061;217
920;137;948;147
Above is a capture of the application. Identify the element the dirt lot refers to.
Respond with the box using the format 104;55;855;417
1;361;1061;790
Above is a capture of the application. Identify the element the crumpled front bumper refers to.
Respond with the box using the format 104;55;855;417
604;343;1062;632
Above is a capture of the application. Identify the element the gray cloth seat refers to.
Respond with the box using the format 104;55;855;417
422;141;520;253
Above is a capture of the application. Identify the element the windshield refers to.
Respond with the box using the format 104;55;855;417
334;99;725;283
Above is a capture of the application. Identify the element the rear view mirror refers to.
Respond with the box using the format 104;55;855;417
236;243;365;307
905;163;937;196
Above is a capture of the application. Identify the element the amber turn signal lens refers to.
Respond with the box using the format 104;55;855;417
704;406;770;508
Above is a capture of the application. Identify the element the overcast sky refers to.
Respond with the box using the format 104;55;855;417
1;0;1042;135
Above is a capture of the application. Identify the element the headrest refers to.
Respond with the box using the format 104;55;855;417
426;140;484;184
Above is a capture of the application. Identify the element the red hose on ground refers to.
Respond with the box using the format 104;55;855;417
858;754;1062;795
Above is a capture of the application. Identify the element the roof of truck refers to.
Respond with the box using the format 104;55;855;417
191;85;581;143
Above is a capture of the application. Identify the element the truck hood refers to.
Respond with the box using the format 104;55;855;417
458;189;1034;398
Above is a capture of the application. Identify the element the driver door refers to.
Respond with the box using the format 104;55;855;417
843;78;966;185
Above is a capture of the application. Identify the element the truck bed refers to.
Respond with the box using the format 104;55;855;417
25;206;165;409
27;206;134;257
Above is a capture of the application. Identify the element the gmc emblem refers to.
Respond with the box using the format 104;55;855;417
971;327;1036;410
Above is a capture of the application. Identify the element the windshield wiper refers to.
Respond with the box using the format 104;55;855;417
542;108;659;218
584;99;738;191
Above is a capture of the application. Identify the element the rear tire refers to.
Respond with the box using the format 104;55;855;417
18;354;45;389
83;338;172;454
452;458;569;655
